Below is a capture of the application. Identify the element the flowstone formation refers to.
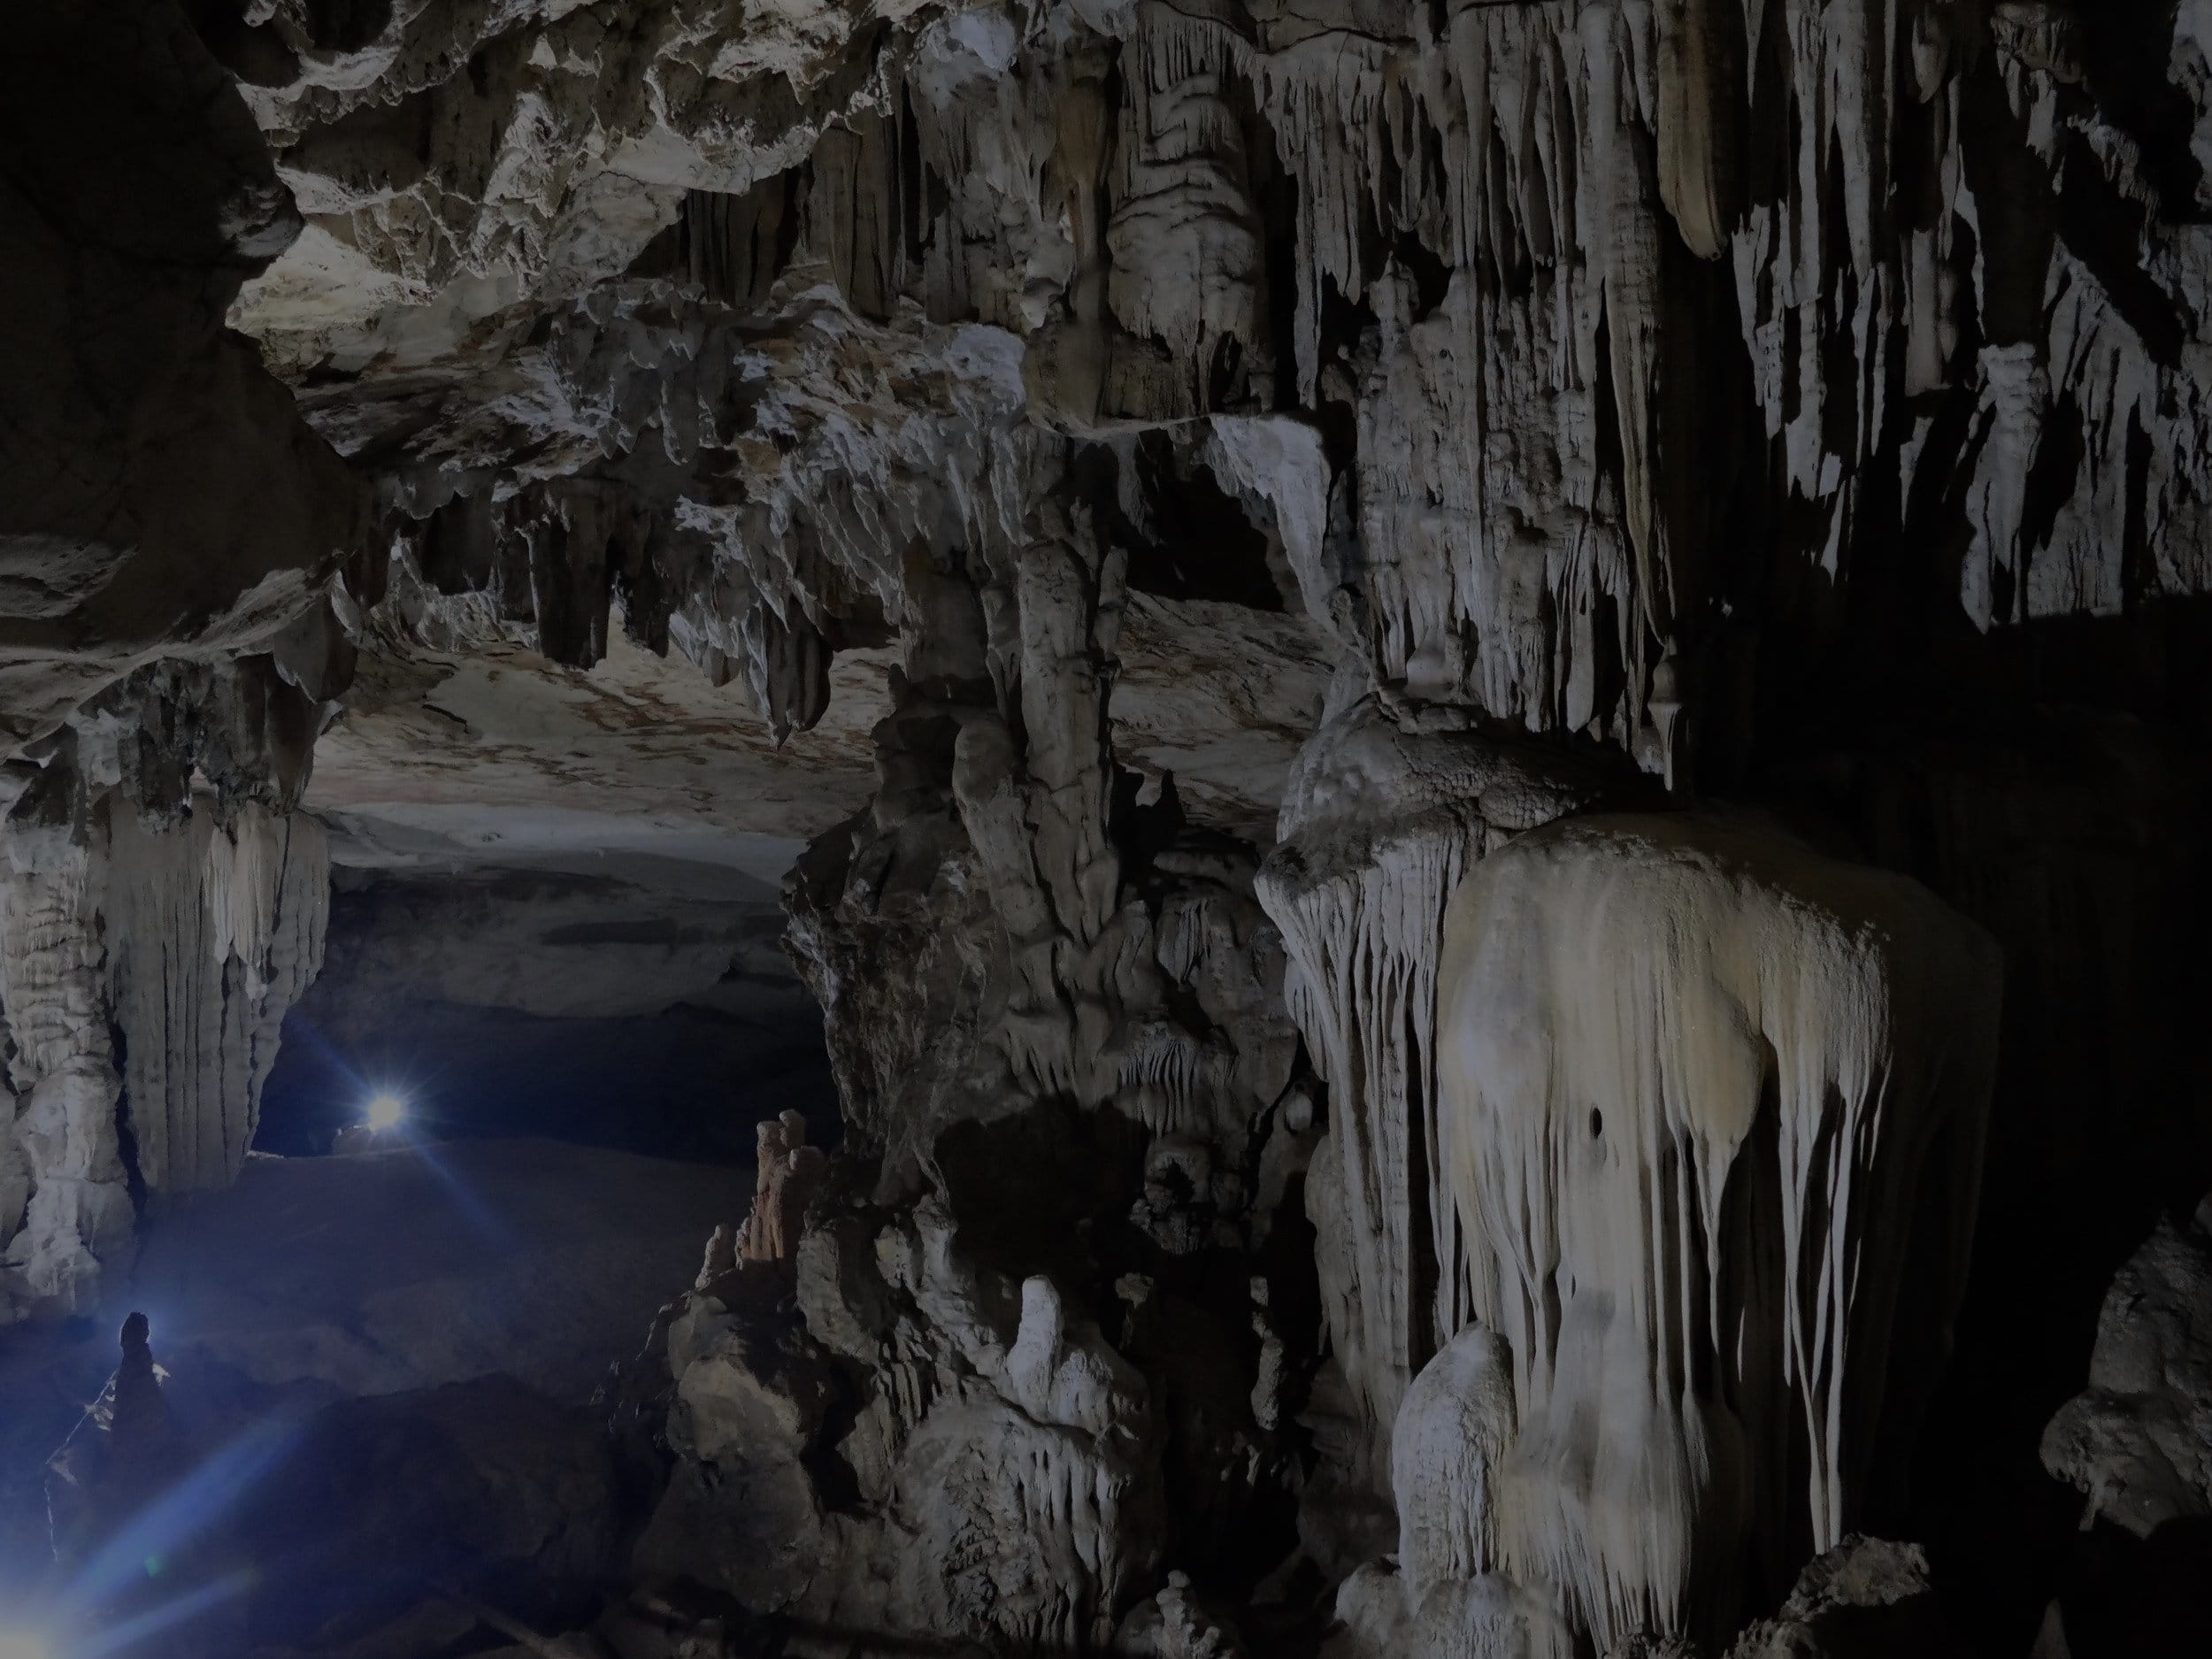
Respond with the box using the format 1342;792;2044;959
7;0;2212;1655
0;663;332;1317
1256;687;1620;1542
1430;816;2001;1650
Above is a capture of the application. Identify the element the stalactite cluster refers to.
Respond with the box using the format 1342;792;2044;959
7;0;2212;1655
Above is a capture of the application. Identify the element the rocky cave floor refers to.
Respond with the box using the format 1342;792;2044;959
14;0;2212;1657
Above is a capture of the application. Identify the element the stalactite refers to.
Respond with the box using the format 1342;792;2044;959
1257;692;1614;1487
104;800;329;1197
50;0;2212;1651
1103;4;1272;416
0;818;131;1316
1436;814;2001;1647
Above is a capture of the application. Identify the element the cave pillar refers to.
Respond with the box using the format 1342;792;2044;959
1435;813;2001;1647
0;788;329;1318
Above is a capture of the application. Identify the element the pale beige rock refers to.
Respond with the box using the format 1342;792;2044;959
1257;690;1616;1486
1437;815;2001;1647
21;2;2212;1654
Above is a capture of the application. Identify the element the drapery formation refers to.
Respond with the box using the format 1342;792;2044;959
1432;815;2000;1647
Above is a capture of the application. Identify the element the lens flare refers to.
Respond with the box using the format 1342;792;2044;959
80;1566;262;1657
363;1093;406;1132
65;1415;300;1612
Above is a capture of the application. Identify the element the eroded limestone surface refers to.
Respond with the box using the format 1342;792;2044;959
6;0;2212;1655
1433;815;2000;1648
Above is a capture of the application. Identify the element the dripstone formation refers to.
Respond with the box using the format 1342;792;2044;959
5;1;2212;1655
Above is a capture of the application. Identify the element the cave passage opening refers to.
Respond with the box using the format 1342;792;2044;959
0;845;849;1636
252;858;841;1165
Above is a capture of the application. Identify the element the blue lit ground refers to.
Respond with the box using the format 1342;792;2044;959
0;1138;757;1655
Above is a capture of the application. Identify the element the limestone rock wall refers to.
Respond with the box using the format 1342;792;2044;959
1434;815;2001;1648
0;663;333;1318
741;449;1322;1650
216;0;2212;764
0;0;366;754
0;825;131;1317
1256;688;1621;1509
0;1;357;1317
104;799;330;1198
6;0;2212;1655
0;798;329;1317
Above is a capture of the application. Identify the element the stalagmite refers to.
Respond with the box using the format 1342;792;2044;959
13;0;2212;1653
1394;1325;1520;1606
45;1311;187;1577
736;1110;826;1265
1437;814;2001;1647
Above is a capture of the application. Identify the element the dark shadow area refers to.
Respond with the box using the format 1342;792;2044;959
2044;1516;2212;1658
1743;589;2212;1655
932;1086;1324;1595
1114;431;1291;611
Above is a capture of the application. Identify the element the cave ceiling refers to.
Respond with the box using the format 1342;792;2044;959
8;1;2212;1656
